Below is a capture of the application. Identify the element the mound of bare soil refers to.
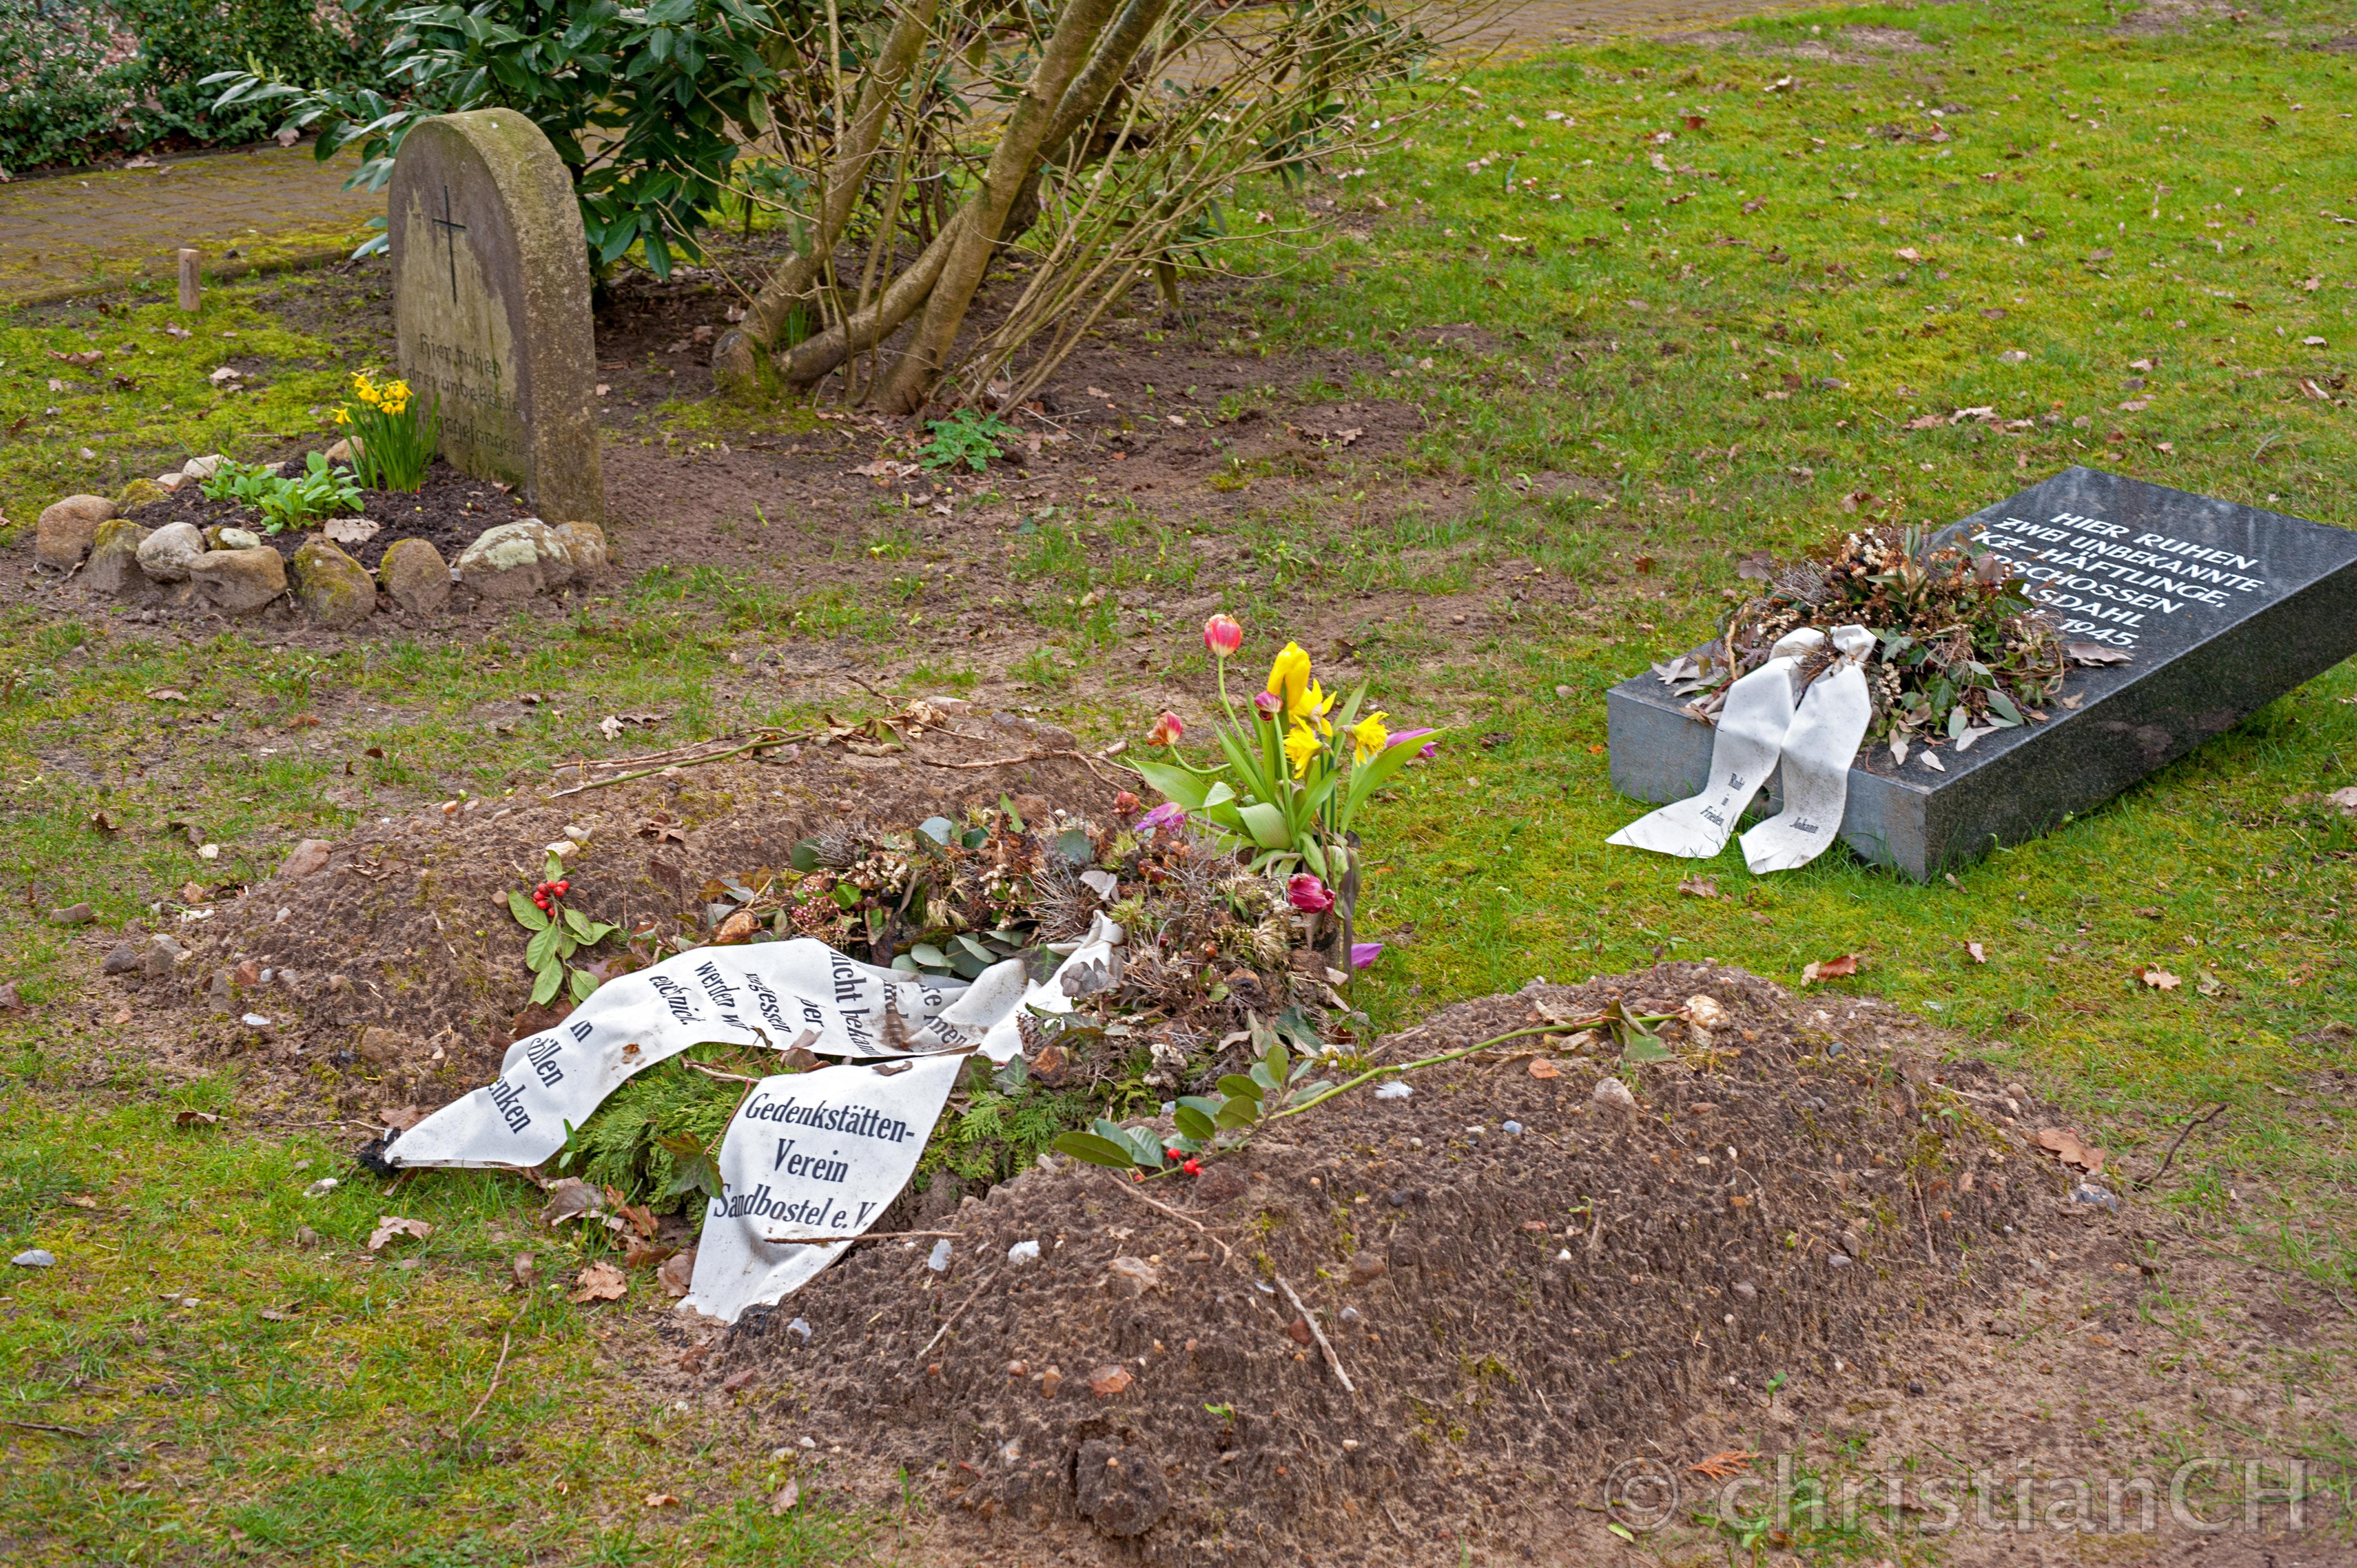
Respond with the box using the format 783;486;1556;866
122;713;1122;1115
707;967;2086;1566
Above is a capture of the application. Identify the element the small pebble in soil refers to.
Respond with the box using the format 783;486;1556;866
1374;1082;1412;1101
1339;1307;1360;1323
1502;1120;1524;1135
927;1240;952;1271
788;1317;812;1341
1907;1380;1926;1395
1007;1239;1042;1265
11;1249;56;1268
1386;1191;1409;1207
303;1178;337;1198
1735;1281;1757;1299
1828;1253;1853;1268
1407;1138;1423;1149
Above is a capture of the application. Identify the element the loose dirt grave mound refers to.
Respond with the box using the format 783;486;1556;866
126;713;1123;1113
711;966;2087;1565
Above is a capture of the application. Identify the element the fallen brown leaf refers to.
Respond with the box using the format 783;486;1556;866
379;1105;423;1131
644;1492;679;1508
2139;966;2181;992
1800;953;1861;985
1688;1449;1760;1481
658;1248;697;1297
1964;941;1987;964
510;1252;538;1290
770;1479;800;1515
572;1260;628;1302
367;1215;431;1251
1676;875;1721;900
173;1109;221;1127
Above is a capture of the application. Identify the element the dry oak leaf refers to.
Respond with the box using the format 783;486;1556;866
643;1492;680;1509
2034;1127;2106;1175
2139;966;2181;992
1677;875;1721;900
572;1260;629;1302
1800;953;1861;985
1964;940;1988;964
770;1479;801;1514
367;1215;431;1251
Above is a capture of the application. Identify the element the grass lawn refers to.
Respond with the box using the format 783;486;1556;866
2;0;2353;1560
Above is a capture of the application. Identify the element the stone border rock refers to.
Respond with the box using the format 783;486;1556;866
27;462;608;628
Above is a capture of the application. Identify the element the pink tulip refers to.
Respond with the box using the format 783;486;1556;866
1252;690;1283;718
1390;726;1439;761
1287;874;1335;912
1350;942;1383;970
1203;613;1243;657
1146;710;1185;746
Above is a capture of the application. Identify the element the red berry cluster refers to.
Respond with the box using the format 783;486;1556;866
532;878;570;911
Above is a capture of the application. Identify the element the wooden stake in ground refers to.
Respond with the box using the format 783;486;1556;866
177;249;200;312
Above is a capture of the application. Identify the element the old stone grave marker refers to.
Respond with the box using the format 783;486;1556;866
388;110;603;522
1608;467;2357;879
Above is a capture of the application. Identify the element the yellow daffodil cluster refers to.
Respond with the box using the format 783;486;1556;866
348;372;412;416
1268;641;1358;777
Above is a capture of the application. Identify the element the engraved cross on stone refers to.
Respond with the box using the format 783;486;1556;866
430;184;467;303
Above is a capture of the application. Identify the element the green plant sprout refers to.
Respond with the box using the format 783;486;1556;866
919;409;1018;472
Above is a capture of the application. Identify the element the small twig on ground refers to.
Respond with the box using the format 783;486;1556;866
3;1419;97;1438
1912;1174;1938;1266
1275;1275;1355;1396
919;1270;997;1358
462;1329;513;1428
2134;1103;2231;1191
1102;1173;1235;1265
914;746;1136;787
1586;1201;1606;1258
548;730;810;797
680;1060;765;1086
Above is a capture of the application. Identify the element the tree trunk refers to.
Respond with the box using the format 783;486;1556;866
874;0;1125;414
714;0;940;396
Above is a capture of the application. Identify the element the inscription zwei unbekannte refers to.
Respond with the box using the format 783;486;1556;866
406;334;526;471
1972;509;2269;649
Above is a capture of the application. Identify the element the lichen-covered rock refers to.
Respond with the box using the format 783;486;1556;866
553;520;609;574
456;518;572;600
35;494;114;569
378;537;452;617
187;545;287;615
85;518;152;595
215;526;265;551
137;522;207;582
292;537;375;627
179;453;227;482
114;477;170;513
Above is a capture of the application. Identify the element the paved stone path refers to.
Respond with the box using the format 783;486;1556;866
0;0;1800;309
0;144;381;308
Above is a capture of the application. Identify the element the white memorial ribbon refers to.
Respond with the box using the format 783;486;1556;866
385;914;1125;1172
683;1052;966;1322
1609;624;1878;874
1607;627;1827;859
1738;625;1877;873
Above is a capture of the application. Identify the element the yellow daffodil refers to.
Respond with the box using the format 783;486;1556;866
1351;710;1390;764
1298;679;1335;736
331;406;350;425
1283;722;1322;778
1265;641;1311;718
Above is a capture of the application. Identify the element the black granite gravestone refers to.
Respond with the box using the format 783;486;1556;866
1607;467;2357;879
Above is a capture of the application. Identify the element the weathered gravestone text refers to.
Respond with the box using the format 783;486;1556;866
388;110;603;523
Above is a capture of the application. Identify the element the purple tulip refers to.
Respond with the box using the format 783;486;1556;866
1350;942;1383;970
1253;690;1283;718
1136;801;1187;832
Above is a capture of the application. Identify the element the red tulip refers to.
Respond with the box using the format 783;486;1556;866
1115;790;1140;814
1202;613;1243;657
1287;874;1335;912
1146;710;1185;746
